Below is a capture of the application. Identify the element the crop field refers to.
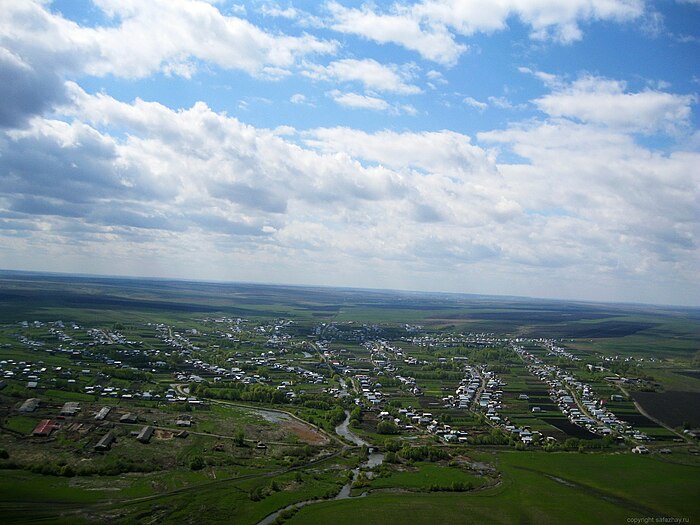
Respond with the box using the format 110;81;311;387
632;391;700;428
0;272;699;524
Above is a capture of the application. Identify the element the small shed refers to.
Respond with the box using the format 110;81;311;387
136;425;154;443
120;412;138;423
95;432;116;451
19;398;40;413
32;419;58;437
95;407;111;421
61;402;80;416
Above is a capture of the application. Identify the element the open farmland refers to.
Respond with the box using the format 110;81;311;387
0;272;699;524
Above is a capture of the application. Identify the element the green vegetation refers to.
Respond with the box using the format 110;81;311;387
0;272;698;524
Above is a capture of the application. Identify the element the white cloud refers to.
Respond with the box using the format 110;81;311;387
327;90;391;111
479;118;700;293
303;58;421;94
2;84;698;304
303;127;497;178
326;1;467;66
259;4;299;19
464;97;488;110
532;75;696;133
326;0;644;64
290;93;307;104
1;0;337;82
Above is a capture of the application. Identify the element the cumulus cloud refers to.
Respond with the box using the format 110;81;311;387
303;58;421;94
327;90;391;111
0;0;337;127
0;88;525;275
532;74;696;133
326;1;466;66
479;118;700;291
0;47;67;128
0;2;697;304
326;0;644;64
0;0;337;83
303;127;497;177
1;82;698;303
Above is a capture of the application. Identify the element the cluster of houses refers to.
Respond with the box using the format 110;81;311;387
476;371;506;425
154;323;199;353
13;395;184;450
515;344;649;441
403;332;505;350
356;374;384;406
87;328;128;346
450;366;482;409
542;340;581;362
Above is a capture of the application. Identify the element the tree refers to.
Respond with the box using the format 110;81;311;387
377;421;400;435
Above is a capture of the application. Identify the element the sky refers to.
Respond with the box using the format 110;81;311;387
0;0;699;306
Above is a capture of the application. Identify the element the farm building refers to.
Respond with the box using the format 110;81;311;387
95;432;116;451
136;425;154;443
120;413;138;423
32;419;58;436
19;398;40;413
94;406;111;421
60;402;80;416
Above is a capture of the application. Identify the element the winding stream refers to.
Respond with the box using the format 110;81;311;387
258;411;383;525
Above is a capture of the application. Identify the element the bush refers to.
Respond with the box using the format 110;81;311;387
384;451;399;463
189;456;205;471
377;421;399;435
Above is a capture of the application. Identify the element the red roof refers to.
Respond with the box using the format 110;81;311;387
32;419;57;436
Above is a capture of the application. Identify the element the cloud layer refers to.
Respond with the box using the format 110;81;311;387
0;0;698;305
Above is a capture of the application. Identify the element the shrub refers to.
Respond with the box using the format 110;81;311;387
189;456;205;471
377;421;400;435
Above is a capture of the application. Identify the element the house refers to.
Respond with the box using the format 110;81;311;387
531;407;542;413
632;446;649;454
136;425;154;443
95;432;116;451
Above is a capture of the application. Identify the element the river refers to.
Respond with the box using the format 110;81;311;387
257;410;383;525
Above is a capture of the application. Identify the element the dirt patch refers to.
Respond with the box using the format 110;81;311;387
283;420;328;445
155;429;174;440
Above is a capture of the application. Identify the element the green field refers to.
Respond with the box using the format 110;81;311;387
1;272;699;524
287;452;700;524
